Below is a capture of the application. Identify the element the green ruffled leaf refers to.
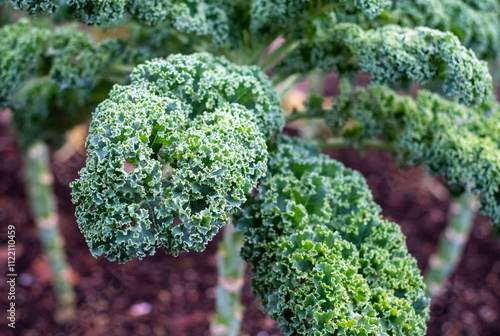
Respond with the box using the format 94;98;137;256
237;135;429;336
0;19;135;148
325;80;500;230
277;23;492;106
71;53;284;263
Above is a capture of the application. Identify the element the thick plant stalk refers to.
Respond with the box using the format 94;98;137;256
424;189;478;297
309;69;324;98
24;141;76;322
318;137;395;151
211;222;245;336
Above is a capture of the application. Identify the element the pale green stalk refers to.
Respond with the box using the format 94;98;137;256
318;137;395;151
24;141;76;322
424;188;478;297
211;222;245;336
309;69;323;98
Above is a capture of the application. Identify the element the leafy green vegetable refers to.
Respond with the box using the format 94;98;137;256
378;0;500;60
71;53;284;263
325;80;500;229
237;136;429;335
249;0;390;33
1;19;114;105
0;19;137;148
277;23;492;106
10;0;237;45
13;0;498;59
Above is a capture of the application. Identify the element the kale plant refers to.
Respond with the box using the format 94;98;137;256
3;0;500;334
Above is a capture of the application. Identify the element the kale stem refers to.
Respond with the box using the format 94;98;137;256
285;110;321;122
23;141;76;323
211;220;245;336
424;187;478;297
318;137;395;151
104;63;136;78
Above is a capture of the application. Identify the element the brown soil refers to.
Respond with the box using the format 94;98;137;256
1;115;500;336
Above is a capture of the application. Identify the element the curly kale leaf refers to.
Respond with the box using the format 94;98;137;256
249;0;390;33
9;0;58;14
377;0;500;60
10;0;237;46
325;80;500;229
0;19;134;148
292;1;500;61
277;23;492;106
0;19;129;105
12;0;500;58
11;0;127;24
129;53;284;139
129;0;234;46
237;135;429;336
71;53;284;263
